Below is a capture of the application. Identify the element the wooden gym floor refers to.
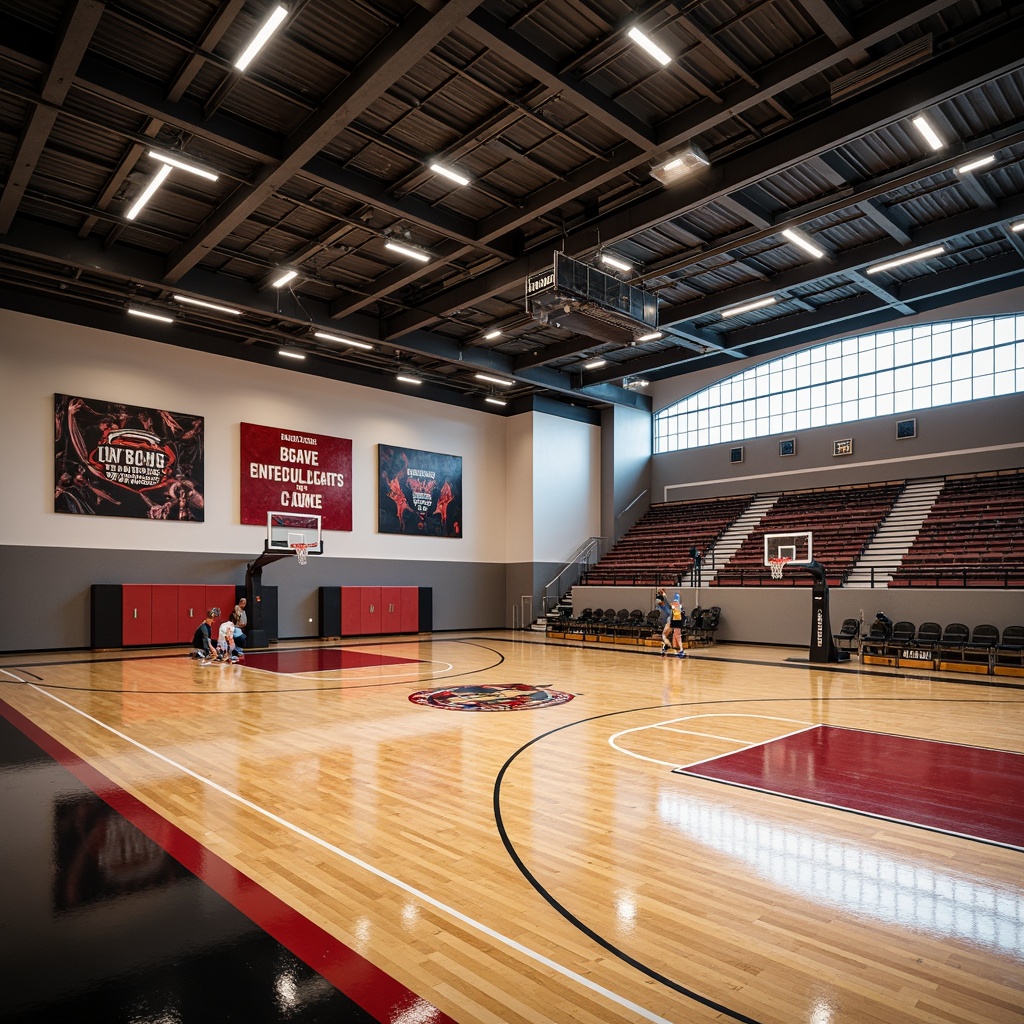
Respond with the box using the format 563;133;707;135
1;632;1022;1024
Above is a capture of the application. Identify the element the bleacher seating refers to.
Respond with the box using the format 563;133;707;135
584;494;754;585
712;482;903;586
576;471;1023;590
890;470;1024;587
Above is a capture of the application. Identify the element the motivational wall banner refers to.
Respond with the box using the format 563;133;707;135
378;445;462;537
54;393;205;520
240;422;352;530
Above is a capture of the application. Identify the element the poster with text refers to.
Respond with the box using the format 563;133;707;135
54;393;205;520
240;422;352;530
378;445;462;537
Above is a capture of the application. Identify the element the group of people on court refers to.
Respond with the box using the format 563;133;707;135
656;589;688;658
190;598;247;663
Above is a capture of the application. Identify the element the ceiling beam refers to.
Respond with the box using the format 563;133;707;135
468;0;961;247
0;0;105;233
161;0;488;282
384;25;1024;338
659;191;1024;326
460;9;656;150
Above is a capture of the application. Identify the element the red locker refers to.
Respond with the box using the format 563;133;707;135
150;585;179;643
381;587;403;634
177;585;207;642
340;588;362;636
360;587;382;635
205;586;236;622
400;587;419;633
122;585;152;645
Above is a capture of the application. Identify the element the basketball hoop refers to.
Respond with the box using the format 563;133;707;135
291;542;312;566
768;556;791;580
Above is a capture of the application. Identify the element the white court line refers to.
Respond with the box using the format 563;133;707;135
678;723;820;771
27;684;674;1024
1;669;26;682
610;714;814;769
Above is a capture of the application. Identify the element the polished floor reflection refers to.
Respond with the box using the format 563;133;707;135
1;634;1022;1024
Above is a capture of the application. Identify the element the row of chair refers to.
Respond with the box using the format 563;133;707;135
563;605;721;643
836;619;1024;667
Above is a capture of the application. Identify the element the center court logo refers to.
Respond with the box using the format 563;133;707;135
408;683;574;712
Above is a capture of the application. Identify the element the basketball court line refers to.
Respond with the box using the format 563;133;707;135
20;682;678;1024
609;715;815;769
674;724;1024;851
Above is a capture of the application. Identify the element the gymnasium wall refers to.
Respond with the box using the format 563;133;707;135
650;288;1024;500
0;308;597;650
572;586;1021;647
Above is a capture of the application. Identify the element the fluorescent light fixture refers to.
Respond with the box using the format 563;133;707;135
475;373;514;387
396;375;422;385
721;296;777;318
600;253;633;273
429;162;470;186
584;359;607;369
278;348;305;360
866;245;946;275
313;331;373;350
270;268;298;288
128;306;173;323
627;26;671;66
781;228;826;259
636;331;663;342
148;150;218;181
125;163;172;220
483;329;502;340
911;115;944;151
385;240;431;263
485;397;507;407
172;294;241;315
650;144;709;185
956;154;996;174
1012;221;1024;233
235;4;288;71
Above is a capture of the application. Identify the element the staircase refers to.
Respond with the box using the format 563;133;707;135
845;478;944;587
702;493;782;584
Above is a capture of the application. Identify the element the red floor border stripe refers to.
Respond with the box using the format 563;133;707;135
0;698;455;1024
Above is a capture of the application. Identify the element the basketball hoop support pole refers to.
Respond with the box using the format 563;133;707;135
245;550;292;649
791;560;849;663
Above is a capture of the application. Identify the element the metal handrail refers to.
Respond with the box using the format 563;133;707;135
580;563;1023;588
542;536;604;613
617;488;648;519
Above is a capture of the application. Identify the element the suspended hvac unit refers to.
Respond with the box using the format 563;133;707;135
525;252;658;345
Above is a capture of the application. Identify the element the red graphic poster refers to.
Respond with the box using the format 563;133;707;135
54;393;204;520
379;445;462;537
240;422;352;530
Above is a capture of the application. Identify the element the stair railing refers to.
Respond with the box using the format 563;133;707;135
543;536;604;614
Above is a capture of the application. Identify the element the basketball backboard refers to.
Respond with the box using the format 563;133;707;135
764;531;812;567
266;511;322;555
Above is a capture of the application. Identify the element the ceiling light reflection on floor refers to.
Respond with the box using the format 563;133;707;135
658;793;1024;955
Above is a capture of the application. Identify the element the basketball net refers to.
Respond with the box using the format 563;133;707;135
768;556;791;580
291;542;312;566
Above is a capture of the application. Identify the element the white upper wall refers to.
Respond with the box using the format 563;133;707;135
0;308;510;561
532;412;601;563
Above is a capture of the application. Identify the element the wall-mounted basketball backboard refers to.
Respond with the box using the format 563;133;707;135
266;511;322;556
763;531;813;567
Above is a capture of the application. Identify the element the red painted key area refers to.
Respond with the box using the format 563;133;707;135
678;725;1024;849
242;648;422;673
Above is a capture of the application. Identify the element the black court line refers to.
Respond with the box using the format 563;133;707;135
0;640;508;697
492;694;1022;1024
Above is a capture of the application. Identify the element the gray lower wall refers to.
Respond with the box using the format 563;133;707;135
573;584;1024;646
0;547;508;651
